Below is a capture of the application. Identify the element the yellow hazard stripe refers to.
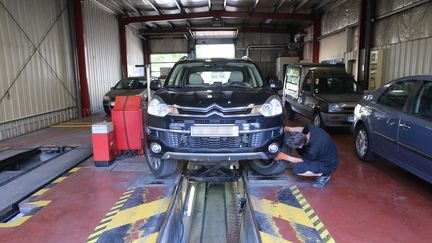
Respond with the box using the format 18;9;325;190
51;125;92;128
24;200;51;207
260;231;293;243
131;232;159;243
69;167;81;173
290;185;335;243
33;188;50;196
52;176;67;183
86;189;135;242
251;196;314;228
106;197;170;230
0;216;32;228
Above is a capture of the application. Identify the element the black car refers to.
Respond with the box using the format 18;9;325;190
103;77;148;114
282;64;363;128
145;58;285;177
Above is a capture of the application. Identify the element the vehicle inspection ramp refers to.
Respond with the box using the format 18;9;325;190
85;165;334;243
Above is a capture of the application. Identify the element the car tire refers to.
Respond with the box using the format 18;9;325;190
144;143;177;178
313;111;325;128
354;124;375;161
146;155;178;178
284;103;295;121
250;159;288;175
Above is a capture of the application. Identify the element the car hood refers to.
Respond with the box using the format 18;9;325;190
317;93;363;103
105;89;145;98
155;87;275;108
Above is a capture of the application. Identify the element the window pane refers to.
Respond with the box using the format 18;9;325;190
195;44;235;58
150;53;186;63
378;81;416;111
414;81;432;120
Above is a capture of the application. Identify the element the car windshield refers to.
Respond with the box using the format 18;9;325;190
114;78;147;89
165;61;264;88
313;70;360;94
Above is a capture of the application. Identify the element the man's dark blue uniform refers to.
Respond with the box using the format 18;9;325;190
276;124;339;188
292;125;339;176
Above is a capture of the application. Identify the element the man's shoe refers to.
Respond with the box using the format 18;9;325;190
312;174;331;188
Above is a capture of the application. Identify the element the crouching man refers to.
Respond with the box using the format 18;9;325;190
275;125;339;188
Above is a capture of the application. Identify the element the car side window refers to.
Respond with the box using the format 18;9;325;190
303;72;313;92
413;81;432;121
377;81;416;111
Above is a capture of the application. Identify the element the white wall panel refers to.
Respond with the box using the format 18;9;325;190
126;26;144;77
319;31;348;62
378;37;432;84
83;0;121;113
0;0;77;141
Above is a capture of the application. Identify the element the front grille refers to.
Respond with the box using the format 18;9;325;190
178;109;251;115
169;133;262;149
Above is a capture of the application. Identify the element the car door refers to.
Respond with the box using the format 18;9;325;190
369;80;417;161
296;71;314;118
397;80;432;182
283;66;301;109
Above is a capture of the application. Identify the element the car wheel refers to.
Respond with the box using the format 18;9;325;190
250;159;288;175
355;125;375;161
284;103;295;121
146;154;177;178
313;112;325;128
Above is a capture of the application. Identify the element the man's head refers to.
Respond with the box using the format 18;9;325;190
285;132;307;148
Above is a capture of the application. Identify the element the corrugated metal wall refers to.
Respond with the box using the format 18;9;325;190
0;0;77;141
83;0;121;113
126;26;144;77
378;37;432;83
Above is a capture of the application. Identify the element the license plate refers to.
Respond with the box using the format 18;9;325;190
347;115;354;122
191;125;239;137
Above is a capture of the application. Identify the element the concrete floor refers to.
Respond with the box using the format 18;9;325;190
0;113;431;242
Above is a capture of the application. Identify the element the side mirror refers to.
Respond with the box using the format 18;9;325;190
269;79;283;91
150;79;162;91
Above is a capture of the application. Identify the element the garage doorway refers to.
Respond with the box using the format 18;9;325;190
196;44;235;58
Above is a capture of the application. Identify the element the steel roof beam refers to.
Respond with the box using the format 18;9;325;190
174;0;185;14
147;0;163;15
121;10;314;24
273;0;287;13
141;27;290;35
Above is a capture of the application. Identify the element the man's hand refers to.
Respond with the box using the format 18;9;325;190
274;152;303;163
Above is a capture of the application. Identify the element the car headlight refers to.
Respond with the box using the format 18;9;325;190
147;96;178;117
328;103;343;113
251;96;283;117
103;95;111;101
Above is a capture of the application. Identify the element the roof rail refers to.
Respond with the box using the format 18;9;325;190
241;56;253;61
179;56;189;61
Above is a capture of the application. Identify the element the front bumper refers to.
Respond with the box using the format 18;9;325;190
161;152;269;161
320;112;354;127
103;100;115;111
147;118;284;162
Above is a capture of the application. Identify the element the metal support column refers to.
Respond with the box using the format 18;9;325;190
357;0;367;83
119;19;128;78
142;38;150;67
73;0;90;117
312;19;320;63
363;0;375;89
